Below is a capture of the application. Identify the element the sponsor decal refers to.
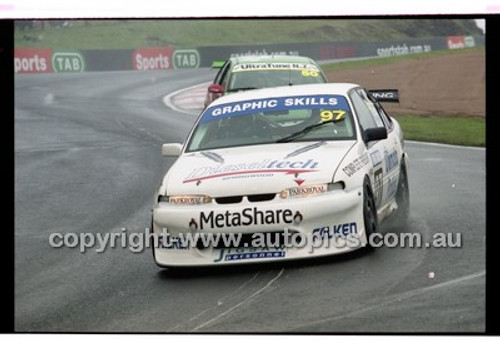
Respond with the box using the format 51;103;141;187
385;149;399;173
169;195;211;205
386;174;398;199
464;36;476;48
312;223;358;242
293;178;305;186
172;49;200;69
369;90;399;103
232;62;319;73
14;48;52;73
229;49;299;58
342;153;370;177
283;184;327;198
189;218;198;231
201;94;350;123
52;51;85;73
133;47;173;71
320;45;356;59
373;167;384;207
183;158;319;183
158;235;190;250
293;211;303;225
377;44;432;57
447;36;465;50
214;246;286;263
370;150;382;167
193;208;302;230
221;173;273;181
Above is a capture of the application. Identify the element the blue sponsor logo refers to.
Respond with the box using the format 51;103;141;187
385;149;399;173
370;150;382;167
158;236;190;250
387;175;398;198
225;251;286;261
312;222;358;242
214;247;286;262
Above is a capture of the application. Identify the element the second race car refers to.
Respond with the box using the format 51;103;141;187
204;55;328;107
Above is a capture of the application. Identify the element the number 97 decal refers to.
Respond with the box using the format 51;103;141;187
320;110;346;122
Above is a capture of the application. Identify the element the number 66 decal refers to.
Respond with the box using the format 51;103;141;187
301;70;319;77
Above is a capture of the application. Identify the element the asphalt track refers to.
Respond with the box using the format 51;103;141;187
15;69;485;333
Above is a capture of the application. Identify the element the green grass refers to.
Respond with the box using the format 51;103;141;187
394;115;485;147
15;20;390;50
15;19;482;50
320;47;484;71
320;48;486;147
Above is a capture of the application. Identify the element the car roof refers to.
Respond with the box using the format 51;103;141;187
208;83;360;107
229;55;318;65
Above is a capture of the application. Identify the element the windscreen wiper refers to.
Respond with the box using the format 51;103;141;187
275;119;336;143
226;87;258;92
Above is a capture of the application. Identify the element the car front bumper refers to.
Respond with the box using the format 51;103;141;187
152;187;366;267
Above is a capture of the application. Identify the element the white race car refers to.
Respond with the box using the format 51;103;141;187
152;83;409;267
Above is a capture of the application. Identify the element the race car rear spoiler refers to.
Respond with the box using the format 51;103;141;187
369;89;400;103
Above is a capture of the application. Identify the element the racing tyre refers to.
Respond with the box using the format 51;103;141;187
363;179;378;248
394;163;410;225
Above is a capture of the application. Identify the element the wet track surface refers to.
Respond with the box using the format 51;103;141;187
15;70;485;332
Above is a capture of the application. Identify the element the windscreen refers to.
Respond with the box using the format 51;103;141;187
186;94;355;152
227;63;326;91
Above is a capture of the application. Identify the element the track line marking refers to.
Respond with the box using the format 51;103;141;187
163;81;209;115
191;268;285;331
291;270;485;330
167;272;261;332
406;140;485;150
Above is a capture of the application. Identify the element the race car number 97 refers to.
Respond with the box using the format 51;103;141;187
320;110;346;122
301;70;319;77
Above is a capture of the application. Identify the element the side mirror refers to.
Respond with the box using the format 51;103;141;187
364;127;387;143
161;143;183;157
208;83;224;94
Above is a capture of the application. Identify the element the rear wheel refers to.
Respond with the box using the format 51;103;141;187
363;179;378;248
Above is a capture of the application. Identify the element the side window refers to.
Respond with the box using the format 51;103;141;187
358;89;385;128
349;90;378;131
376;104;394;131
214;61;230;85
218;62;232;86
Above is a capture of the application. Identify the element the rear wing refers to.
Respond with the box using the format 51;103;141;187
369;89;399;103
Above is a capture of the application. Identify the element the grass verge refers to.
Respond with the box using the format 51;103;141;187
320;47;483;71
394;115;485;147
